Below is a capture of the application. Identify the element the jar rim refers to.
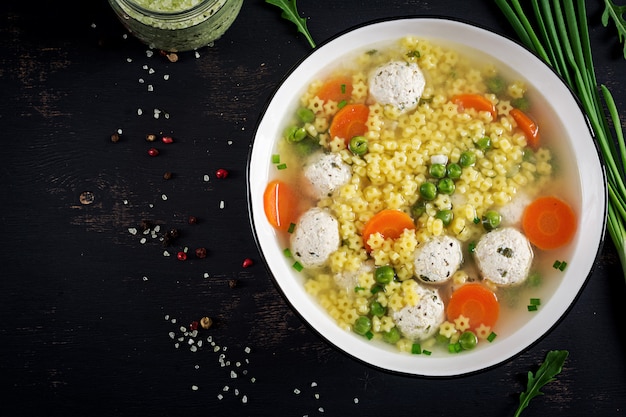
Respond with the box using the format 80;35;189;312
120;0;220;18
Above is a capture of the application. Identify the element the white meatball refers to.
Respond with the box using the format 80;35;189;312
413;235;463;284
499;191;532;227
392;284;445;341
474;227;534;286
334;261;374;292
303;152;351;199
368;60;426;112
290;208;340;269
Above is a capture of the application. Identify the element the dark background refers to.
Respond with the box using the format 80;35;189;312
1;1;625;416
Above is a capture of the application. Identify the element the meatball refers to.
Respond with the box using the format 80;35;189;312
290;207;340;269
391;284;445;341
474;227;534;286
303;152;352;199
368;60;426;112
413;235;463;284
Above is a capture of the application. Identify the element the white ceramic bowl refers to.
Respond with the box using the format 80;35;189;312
247;18;606;376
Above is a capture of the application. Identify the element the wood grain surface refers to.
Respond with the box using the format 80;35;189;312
1;1;625;416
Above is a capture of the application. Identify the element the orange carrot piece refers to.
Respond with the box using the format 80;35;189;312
522;196;577;250
263;179;301;232
329;103;369;144
361;209;415;252
451;94;497;120
510;108;540;149
446;283;500;331
316;76;353;103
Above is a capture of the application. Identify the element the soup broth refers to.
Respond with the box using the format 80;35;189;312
264;36;579;355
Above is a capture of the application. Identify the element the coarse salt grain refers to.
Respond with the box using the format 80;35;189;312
139;78;145;83
140;237;146;244
146;50;153;58
163;251;170;257
219;200;225;209
168;332;175;339
142;276;148;281
126;58;133;63
161;194;168;200
137;108;143;115
242;395;248;404
294;388;301;395
195;51;200;58
230;371;237;379
354;398;359;404
117;128;123;134
191;385;198;391
164;74;170;80
123;199;128;204
128;227;138;235
217;394;223;400
148;68;155;74
203;174;210;182
147;85;154;92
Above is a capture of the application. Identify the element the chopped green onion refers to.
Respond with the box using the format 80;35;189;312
530;298;541;306
337;100;347;109
495;0;626;283
553;260;562;269
411;343;422;354
271;154;280;164
559;261;568;271
354;286;365;293
276;163;287;170
283;248;292;258
423;349;432;355
287;222;295;233
292;261;303;272
340;83;346;94
487;332;497;342
448;342;462;353
468;242;476;253
527;304;538;312
365;331;374;340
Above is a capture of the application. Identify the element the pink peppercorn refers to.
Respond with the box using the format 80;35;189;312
177;251;187;261
189;320;199;331
148;147;159;157
242;258;254;268
216;168;229;179
161;136;174;144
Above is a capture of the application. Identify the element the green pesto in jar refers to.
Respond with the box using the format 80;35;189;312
109;0;243;52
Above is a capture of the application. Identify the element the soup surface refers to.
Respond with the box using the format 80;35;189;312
263;36;578;355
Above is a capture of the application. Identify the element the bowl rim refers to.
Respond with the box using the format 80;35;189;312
246;15;607;377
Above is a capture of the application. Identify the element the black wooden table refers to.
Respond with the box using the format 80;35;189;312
2;1;625;416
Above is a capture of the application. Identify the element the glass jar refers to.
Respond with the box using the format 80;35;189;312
108;0;243;52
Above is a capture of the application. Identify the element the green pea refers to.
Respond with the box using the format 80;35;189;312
447;163;462;179
286;126;307;142
349;136;368;156
419;182;437;200
370;301;386;317
485;76;506;95
382;327;401;344
353;316;372;336
459;331;478;350
411;201;426;218
475;136;492;151
374;265;395;285
435;209;453;226
437;178;456;195
511;97;530;112
296;107;315;123
459;151;476;167
429;163;447;179
482;210;501;231
293;137;320;156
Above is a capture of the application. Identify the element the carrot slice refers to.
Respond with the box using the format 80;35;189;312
446;283;500;330
522;196;577;250
451;94;497;120
329;103;369;144
361;209;415;252
510;108;540;149
263;180;301;232
316;76;353;103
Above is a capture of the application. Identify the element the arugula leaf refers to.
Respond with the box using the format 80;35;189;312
514;350;569;417
602;0;626;59
266;0;316;48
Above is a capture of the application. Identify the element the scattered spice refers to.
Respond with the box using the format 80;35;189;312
228;279;238;288
200;316;213;329
177;251;187;261
166;52;178;62
79;191;95;205
140;219;153;231
216;168;229;179
188;215;198;224
195;247;207;258
163;171;173;180
189;320;199;331
242;258;254;268
162;228;180;247
148;147;160;157
146;133;157;142
110;132;120;143
162;135;174;144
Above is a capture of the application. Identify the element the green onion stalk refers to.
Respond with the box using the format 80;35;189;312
495;0;626;282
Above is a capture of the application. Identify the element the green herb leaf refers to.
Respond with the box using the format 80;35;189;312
601;0;626;59
514;350;569;417
265;0;316;48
